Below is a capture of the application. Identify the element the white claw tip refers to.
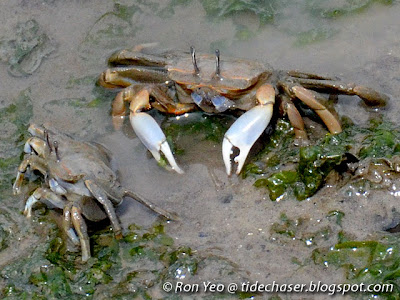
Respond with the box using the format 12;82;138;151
24;208;32;218
159;141;184;174
222;137;233;175
172;165;185;174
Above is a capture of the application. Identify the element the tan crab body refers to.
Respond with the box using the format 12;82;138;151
100;45;388;175
13;124;175;262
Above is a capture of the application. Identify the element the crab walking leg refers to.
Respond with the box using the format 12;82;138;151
70;205;91;262
28;123;50;137
129;89;184;174
223;84;276;175
280;95;307;141
24;187;66;218
292;86;342;134
63;204;80;246
124;189;178;221
292;78;388;107
85;180;123;239
13;156;48;195
24;193;39;218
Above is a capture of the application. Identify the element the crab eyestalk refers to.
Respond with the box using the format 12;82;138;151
44;129;53;152
215;49;221;78
190;46;200;75
53;141;61;162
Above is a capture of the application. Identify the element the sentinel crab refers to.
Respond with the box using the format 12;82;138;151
99;45;388;175
13;124;174;261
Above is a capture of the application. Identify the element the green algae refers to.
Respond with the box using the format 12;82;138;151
164;112;232;144
246;117;400;201
0;89;33;193
313;234;400;298
1;221;247;299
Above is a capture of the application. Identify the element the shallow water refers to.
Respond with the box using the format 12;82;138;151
1;0;400;299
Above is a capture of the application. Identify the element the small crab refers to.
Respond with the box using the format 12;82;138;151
13;124;174;262
99;44;388;175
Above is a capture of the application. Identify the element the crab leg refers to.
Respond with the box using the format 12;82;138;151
24;187;66;218
24;192;39;218
70;205;91;262
223;84;275;175
292;86;342;134
124;189;178;221
13;156;48;195
129;89;184;174
286;70;339;81
85;180;123;239
293;78;388;107
63;203;80;246
280;95;308;141
26;124;43;139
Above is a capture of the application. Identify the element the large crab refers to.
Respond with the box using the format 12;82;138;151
13;124;174;262
99;44;388;175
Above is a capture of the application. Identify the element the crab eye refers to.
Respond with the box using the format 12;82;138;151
211;96;234;112
191;92;203;106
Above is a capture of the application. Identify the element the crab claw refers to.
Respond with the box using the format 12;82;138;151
24;193;39;218
24;137;49;156
13;172;24;195
129;111;184;174
223;84;275;175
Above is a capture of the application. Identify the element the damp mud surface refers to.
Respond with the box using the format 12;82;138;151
1;1;400;299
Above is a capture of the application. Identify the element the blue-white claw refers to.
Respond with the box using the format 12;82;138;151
24;194;39;218
24;137;48;156
223;84;276;175
49;178;67;195
223;104;274;175
130;112;184;174
66;228;80;246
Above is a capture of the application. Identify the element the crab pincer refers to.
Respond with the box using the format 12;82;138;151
223;84;275;175
129;89;184;174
